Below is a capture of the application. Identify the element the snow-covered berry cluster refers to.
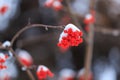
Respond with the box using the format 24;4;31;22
44;0;63;11
84;11;95;32
0;53;8;70
17;50;33;68
36;65;54;80
58;24;83;50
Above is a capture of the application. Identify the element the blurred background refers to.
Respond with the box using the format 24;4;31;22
0;0;120;80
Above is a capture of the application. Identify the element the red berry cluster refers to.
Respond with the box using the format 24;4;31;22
36;65;54;80
0;5;8;15
44;0;63;11
0;54;8;70
58;27;83;50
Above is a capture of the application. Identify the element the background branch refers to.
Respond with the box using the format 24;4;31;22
65;0;88;42
84;24;94;80
84;0;95;80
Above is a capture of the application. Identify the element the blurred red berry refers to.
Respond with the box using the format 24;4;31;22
84;14;95;25
52;0;63;11
0;53;8;70
85;25;89;32
3;75;10;80
18;50;33;67
36;65;54;80
44;0;54;7
0;64;7;70
0;5;8;15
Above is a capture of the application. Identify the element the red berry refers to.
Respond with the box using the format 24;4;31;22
36;65;54;80
0;5;8;15
84;14;95;24
18;50;33;67
52;1;63;11
44;0;54;7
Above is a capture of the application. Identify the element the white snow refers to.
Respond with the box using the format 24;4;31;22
53;1;61;7
59;68;75;79
37;65;49;72
59;24;80;42
18;50;32;62
85;14;92;20
0;53;6;60
2;41;11;47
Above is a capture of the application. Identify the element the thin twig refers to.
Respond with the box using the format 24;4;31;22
90;0;95;10
65;0;88;42
8;48;36;80
10;24;64;47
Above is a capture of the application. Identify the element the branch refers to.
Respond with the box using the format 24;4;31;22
0;24;64;80
84;0;95;80
10;24;64;47
95;26;120;36
84;24;94;80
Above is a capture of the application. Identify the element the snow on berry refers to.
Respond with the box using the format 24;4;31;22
0;53;8;70
44;0;54;7
77;68;93;80
36;65;54;80
44;0;63;11
17;50;33;67
84;13;95;25
59;68;76;80
52;0;63;11
57;24;83;50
